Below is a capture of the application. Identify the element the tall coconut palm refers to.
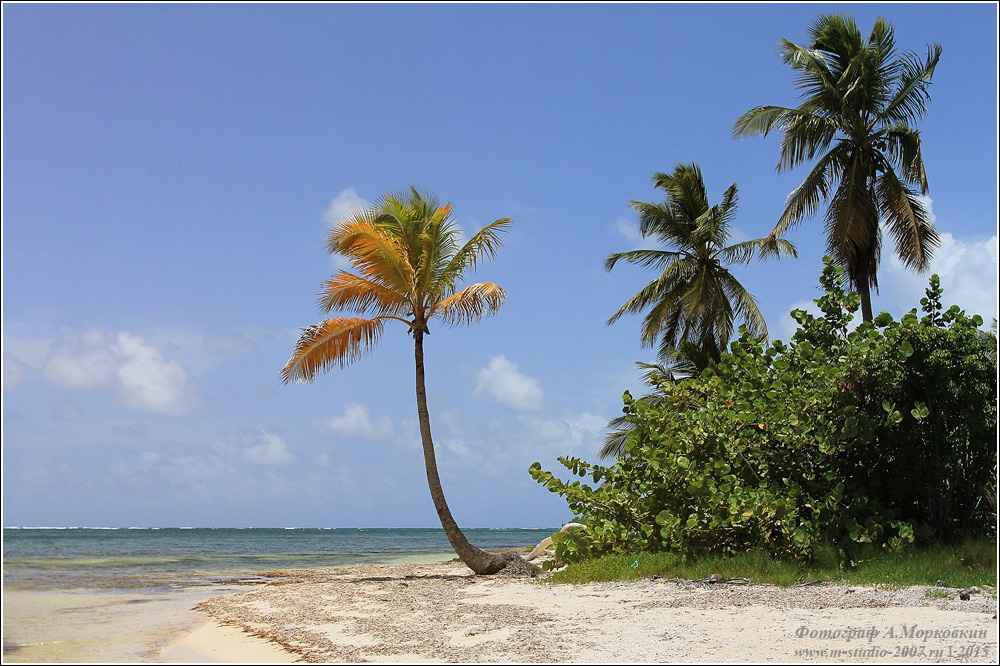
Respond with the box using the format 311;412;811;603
281;187;517;575
733;13;942;322
606;163;796;365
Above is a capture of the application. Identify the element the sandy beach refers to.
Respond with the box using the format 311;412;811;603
156;559;998;663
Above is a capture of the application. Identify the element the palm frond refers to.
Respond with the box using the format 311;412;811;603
880;43;942;127
777;113;840;172
825;173;882;290
773;142;848;238
718;239;761;266
326;218;416;296
317;271;410;317
876;170;939;272
881;125;928;191
605;248;684;272
281;317;391;384
630;200;695;247
440;218;511;284
606;257;697;328
732;105;800;140
756;236;799;261
720;272;768;340
429;282;506;327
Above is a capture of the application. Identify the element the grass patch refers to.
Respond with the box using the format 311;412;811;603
545;539;997;589
923;588;951;599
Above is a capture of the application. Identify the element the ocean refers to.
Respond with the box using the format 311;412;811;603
2;526;553;662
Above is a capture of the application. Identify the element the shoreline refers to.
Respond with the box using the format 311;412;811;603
155;620;299;663
167;559;998;663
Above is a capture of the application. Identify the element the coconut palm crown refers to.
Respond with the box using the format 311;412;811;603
733;13;942;321
606;163;796;365
281;187;515;575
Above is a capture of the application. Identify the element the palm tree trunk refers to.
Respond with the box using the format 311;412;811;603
859;283;873;323
413;329;510;575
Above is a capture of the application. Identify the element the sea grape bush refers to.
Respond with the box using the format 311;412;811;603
844;275;997;537
530;260;997;566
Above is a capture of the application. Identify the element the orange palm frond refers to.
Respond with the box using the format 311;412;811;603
429;283;506;327
280;317;390;384
327;219;416;295
318;271;411;316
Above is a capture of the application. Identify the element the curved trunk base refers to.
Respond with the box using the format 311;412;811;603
455;545;538;576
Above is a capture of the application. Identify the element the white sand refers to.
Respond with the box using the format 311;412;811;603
167;561;997;663
156;621;298;663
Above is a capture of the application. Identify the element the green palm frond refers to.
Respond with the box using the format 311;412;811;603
605;248;685;273
876;169;939;272
733;105;800;140
880;44;941;126
608;164;788;362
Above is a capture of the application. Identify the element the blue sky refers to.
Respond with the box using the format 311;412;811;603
3;3;997;529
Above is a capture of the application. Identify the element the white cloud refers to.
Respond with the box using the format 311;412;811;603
138;451;161;471
323;187;369;225
112;332;193;414
323;401;395;440
28;327;198;414
242;432;296;466
615;216;642;246
882;232;998;324
43;328;118;388
517;411;608;453
2;350;30;389
215;428;297;466
475;355;544;412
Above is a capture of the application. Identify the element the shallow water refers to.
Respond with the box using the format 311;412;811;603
2;527;550;662
1;587;231;663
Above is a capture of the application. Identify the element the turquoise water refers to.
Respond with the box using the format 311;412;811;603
3;527;552;590
2;527;554;662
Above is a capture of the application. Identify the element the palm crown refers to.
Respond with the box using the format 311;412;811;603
281;188;509;384
606;163;796;365
733;13;941;321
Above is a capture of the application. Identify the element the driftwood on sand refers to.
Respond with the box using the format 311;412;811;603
525;522;585;562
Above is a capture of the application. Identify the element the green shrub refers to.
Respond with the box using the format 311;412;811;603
531;259;997;567
843;277;997;538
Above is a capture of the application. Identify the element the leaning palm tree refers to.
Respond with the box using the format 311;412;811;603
733;13;942;322
281;187;518;575
606;163;796;366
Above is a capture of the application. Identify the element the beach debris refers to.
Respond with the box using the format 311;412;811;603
524;537;554;562
487;549;542;578
694;573;750;585
525;522;586;562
